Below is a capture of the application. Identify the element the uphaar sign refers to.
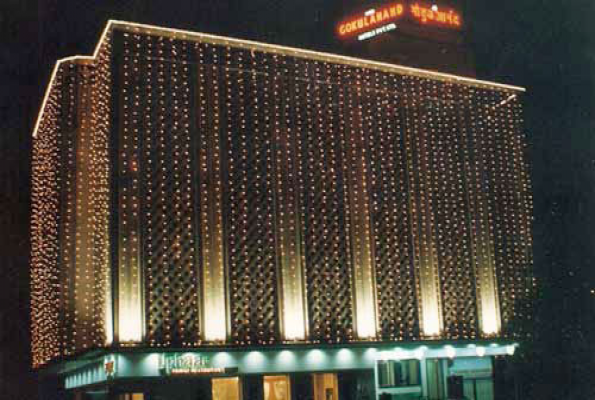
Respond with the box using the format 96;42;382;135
159;353;238;376
337;2;462;40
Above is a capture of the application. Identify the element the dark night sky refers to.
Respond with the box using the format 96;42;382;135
1;1;594;399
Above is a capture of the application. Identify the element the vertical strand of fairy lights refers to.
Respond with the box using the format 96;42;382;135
273;53;307;341
466;87;501;337
369;70;416;340
89;32;113;346
166;36;196;345
495;93;515;336
59;65;78;356
117;32;143;344
479;88;502;337
183;38;200;346
300;59;320;341
368;70;390;339
404;76;443;337
401;75;424;339
260;50;279;344
198;42;227;342
226;44;244;344
321;60;354;342
426;79;448;338
294;57;314;341
73;64;95;350
157;35;172;345
459;86;484;337
31;68;64;366
468;87;487;336
342;65;378;339
143;33;157;344
427;81;463;339
491;91;531;338
511;95;534;337
395;72;419;339
442;82;477;339
336;64;355;342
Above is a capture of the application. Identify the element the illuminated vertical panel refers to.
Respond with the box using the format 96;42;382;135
509;95;534;338
299;60;354;342
46;59;113;356
197;44;227;342
273;55;307;341
117;33;143;343
31;70;64;367
482;90;532;338
129;34;201;346
402;76;443;337
73;64;96;350
479;89;502;336
224;47;280;345
464;87;501;336
368;71;420;340
428;82;478;339
342;67;378;339
58;64;81;356
91;36;114;346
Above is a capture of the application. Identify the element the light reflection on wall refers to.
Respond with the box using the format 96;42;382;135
477;243;501;336
198;63;228;342
420;259;443;337
118;292;143;343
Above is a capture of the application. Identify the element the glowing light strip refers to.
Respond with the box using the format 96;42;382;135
33;20;525;138
32;19;112;138
345;88;378;339
110;20;525;91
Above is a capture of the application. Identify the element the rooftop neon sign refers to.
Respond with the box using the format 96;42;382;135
410;3;461;27
337;2;462;39
338;3;405;37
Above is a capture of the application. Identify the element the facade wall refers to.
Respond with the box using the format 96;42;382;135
31;22;533;368
31;35;113;367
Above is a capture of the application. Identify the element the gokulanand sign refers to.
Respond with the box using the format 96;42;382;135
337;2;462;41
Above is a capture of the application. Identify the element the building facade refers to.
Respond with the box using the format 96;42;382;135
32;20;533;400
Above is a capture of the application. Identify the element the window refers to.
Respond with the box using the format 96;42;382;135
313;373;339;400
264;375;291;400
117;395;144;400
212;377;241;400
378;360;421;387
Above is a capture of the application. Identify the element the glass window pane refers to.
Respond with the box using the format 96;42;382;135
213;377;241;400
313;373;339;400
378;360;395;387
377;360;421;387
264;375;291;400
118;395;144;400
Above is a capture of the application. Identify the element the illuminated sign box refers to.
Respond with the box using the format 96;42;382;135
336;2;462;41
410;3;461;27
159;353;239;376
338;3;405;38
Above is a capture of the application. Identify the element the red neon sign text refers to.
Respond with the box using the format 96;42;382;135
410;4;461;28
338;3;405;37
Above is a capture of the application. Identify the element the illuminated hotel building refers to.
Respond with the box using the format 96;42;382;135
32;20;532;400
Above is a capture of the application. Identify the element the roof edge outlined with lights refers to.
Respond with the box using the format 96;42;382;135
33;19;526;138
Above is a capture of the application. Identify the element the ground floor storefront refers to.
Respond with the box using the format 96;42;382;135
44;343;516;400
